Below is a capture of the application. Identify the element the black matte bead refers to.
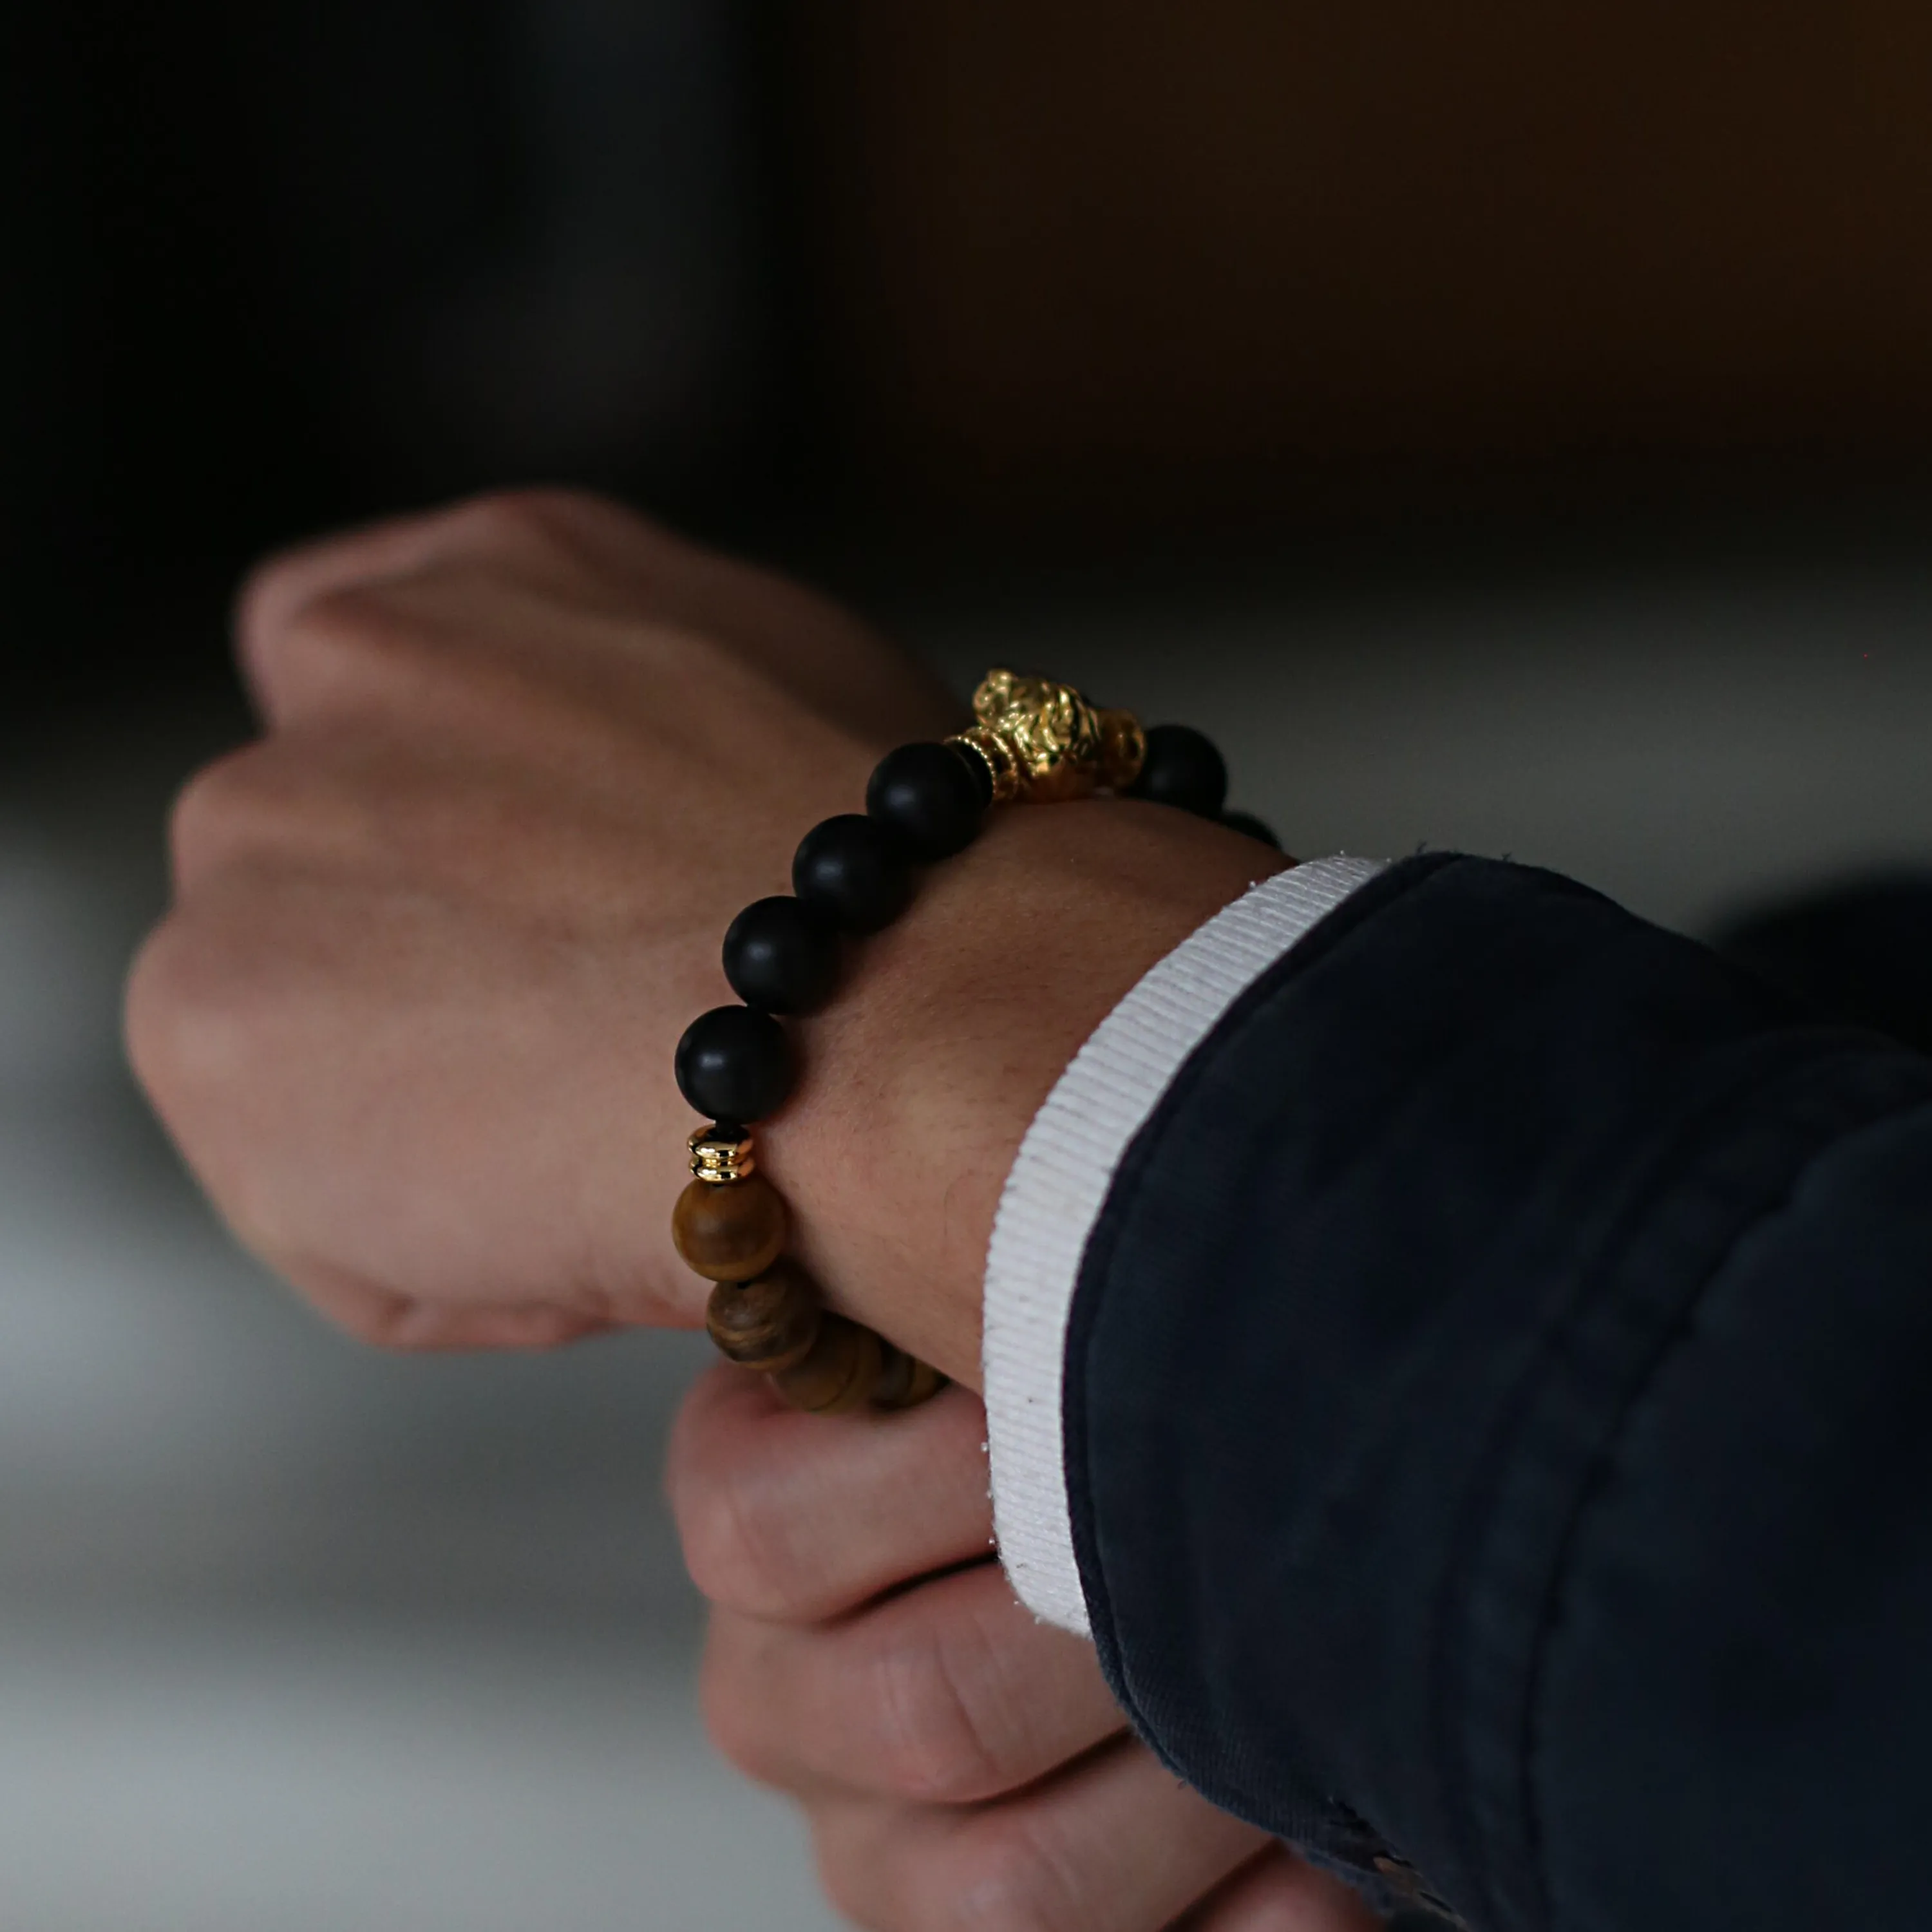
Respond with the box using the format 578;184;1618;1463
723;896;840;1014
1128;723;1229;818
792;814;913;934
1220;809;1281;849
675;1005;794;1122
866;741;985;860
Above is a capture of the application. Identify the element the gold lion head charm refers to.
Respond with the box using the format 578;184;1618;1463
952;668;1146;803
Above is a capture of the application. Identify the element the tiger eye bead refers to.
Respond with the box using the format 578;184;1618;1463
871;1347;947;1410
772;1314;883;1415
706;1264;822;1374
671;1173;788;1282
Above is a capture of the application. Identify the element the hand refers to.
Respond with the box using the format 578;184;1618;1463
668;1363;1381;1930
128;489;1281;1374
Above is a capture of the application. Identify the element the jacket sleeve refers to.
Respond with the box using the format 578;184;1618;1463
1062;853;1932;1931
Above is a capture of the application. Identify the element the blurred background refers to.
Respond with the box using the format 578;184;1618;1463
6;3;1932;1925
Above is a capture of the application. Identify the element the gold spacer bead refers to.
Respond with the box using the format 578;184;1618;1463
688;1124;755;1184
945;727;1021;804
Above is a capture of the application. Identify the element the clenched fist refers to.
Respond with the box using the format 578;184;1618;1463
126;489;1273;1376
669;1366;1381;1931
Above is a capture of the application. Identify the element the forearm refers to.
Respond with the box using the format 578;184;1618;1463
760;799;1288;1386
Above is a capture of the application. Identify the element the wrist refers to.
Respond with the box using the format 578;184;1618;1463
764;802;1289;1386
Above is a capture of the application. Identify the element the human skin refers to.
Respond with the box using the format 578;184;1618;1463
124;489;1314;1927
125;487;1284;1379
668;1363;1381;1931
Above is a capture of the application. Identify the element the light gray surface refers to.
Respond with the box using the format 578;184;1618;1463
1;552;1929;1928
0;1615;829;1932
0;726;844;1931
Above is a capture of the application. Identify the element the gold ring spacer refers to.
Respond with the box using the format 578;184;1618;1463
688;1125;755;1183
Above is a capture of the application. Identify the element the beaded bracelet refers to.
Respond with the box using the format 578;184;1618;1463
670;668;1278;1415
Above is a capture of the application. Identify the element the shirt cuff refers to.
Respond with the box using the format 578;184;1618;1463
981;854;1387;1633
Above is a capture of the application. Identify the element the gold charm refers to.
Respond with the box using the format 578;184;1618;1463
948;668;1144;804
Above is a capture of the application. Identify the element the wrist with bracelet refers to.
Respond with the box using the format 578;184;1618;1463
670;668;1279;1416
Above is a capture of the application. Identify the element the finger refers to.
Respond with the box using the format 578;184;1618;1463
234;489;650;708
668;1361;994;1623
236;487;957;741
125;867;714;1340
702;1564;1123;1804
1177;1848;1386;1931
811;1738;1271;1932
165;732;419;897
231;554;887;841
235;492;758;729
236;554;688;735
279;1255;616;1354
440;493;961;740
164;717;711;903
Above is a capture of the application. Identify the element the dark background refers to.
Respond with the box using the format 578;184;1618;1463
6;0;782;714
15;0;1932;723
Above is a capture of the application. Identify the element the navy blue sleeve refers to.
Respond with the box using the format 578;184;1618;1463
1065;855;1932;1931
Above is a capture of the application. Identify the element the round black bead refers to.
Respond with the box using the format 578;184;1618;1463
1128;723;1229;818
865;741;985;860
792;814;913;934
722;896;840;1014
674;1005;794;1122
1219;809;1281;849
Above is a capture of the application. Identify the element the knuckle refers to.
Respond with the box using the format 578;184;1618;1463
812;1824;905;1932
667;1385;822;1620
122;914;198;1104
124;898;260;1110
328;1285;429;1352
233;540;314;644
283;581;418;667
126;920;250;1124
166;737;366;893
254;577;453;710
676;1454;813;1618
865;1624;1007;1804
808;1817;876;1930
233;538;411;677
444;486;601;556
937;1815;1081;1932
166;744;279;884
122;913;277;1244
281;1263;492;1356
696;1632;781;1789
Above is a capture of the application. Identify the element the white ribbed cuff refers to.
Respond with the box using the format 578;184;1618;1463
981;855;1386;1634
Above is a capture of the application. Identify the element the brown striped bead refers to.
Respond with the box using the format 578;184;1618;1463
871;1347;946;1410
671;1173;788;1283
706;1264;822;1374
772;1314;882;1416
